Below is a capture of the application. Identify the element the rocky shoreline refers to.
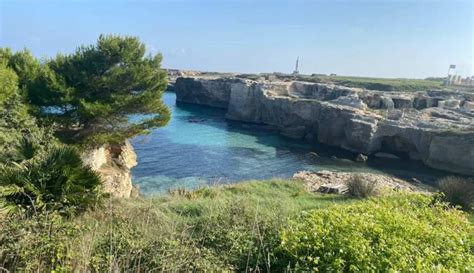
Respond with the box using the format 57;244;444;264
293;170;433;194
174;76;474;175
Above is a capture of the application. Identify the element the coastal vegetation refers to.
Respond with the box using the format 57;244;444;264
346;174;379;198
0;144;102;216
0;36;473;271
1;180;472;271
1;34;170;146
438;176;474;211
298;74;445;92
237;73;445;91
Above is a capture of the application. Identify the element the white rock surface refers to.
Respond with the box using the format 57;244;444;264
293;170;433;193
82;140;138;198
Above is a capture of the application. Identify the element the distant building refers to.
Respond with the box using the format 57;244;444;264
330;73;337;77
458;76;474;86
454;75;462;85
446;73;474;87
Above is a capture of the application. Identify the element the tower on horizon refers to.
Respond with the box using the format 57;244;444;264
293;56;299;75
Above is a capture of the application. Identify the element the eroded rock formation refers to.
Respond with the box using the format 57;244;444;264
81;141;138;197
175;77;474;175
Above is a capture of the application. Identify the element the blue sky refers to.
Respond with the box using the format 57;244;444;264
1;0;472;78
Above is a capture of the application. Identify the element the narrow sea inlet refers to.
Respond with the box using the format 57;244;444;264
131;92;447;194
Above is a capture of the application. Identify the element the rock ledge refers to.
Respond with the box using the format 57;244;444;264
293;170;433;193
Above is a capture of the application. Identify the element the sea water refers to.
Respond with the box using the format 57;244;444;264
131;92;447;194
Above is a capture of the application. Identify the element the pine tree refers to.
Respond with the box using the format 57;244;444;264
29;34;170;145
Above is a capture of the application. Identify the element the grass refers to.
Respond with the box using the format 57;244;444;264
2;179;472;272
236;73;446;91
437;176;474;211
347;174;379;198
156;179;351;215
0;179;353;272
75;179;354;271
297;75;444;91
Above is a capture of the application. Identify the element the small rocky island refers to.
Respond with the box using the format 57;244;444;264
173;73;474;176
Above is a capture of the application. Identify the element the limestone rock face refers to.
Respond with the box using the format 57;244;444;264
82;141;138;198
426;134;474;175
174;77;474;175
175;77;240;108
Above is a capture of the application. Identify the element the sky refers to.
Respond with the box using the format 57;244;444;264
0;0;473;78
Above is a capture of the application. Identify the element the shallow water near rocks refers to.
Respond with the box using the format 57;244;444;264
131;92;448;195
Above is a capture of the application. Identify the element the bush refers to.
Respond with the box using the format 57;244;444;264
438;176;474;211
280;193;473;272
0;145;103;216
0;211;79;272
347;174;378;198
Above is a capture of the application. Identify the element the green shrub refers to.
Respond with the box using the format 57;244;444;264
280;193;473;271
0;145;103;216
438;176;474;211
0;211;79;272
347;174;378;198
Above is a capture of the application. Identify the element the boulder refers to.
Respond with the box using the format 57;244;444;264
330;95;367;110
387;110;403;120
318;184;348;194
356;154;368;162
439;99;461;109
462;101;474;111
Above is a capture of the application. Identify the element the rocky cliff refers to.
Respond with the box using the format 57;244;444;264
174;77;241;108
175;77;474;175
81;141;138;197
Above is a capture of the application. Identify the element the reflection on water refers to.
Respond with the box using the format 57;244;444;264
131;92;447;194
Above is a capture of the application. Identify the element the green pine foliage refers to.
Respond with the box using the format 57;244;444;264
0;62;19;105
27;34;170;145
0;63;54;163
0;48;41;96
1;35;170;218
0;63;101;216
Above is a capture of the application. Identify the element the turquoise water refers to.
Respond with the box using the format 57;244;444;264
131;92;446;194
